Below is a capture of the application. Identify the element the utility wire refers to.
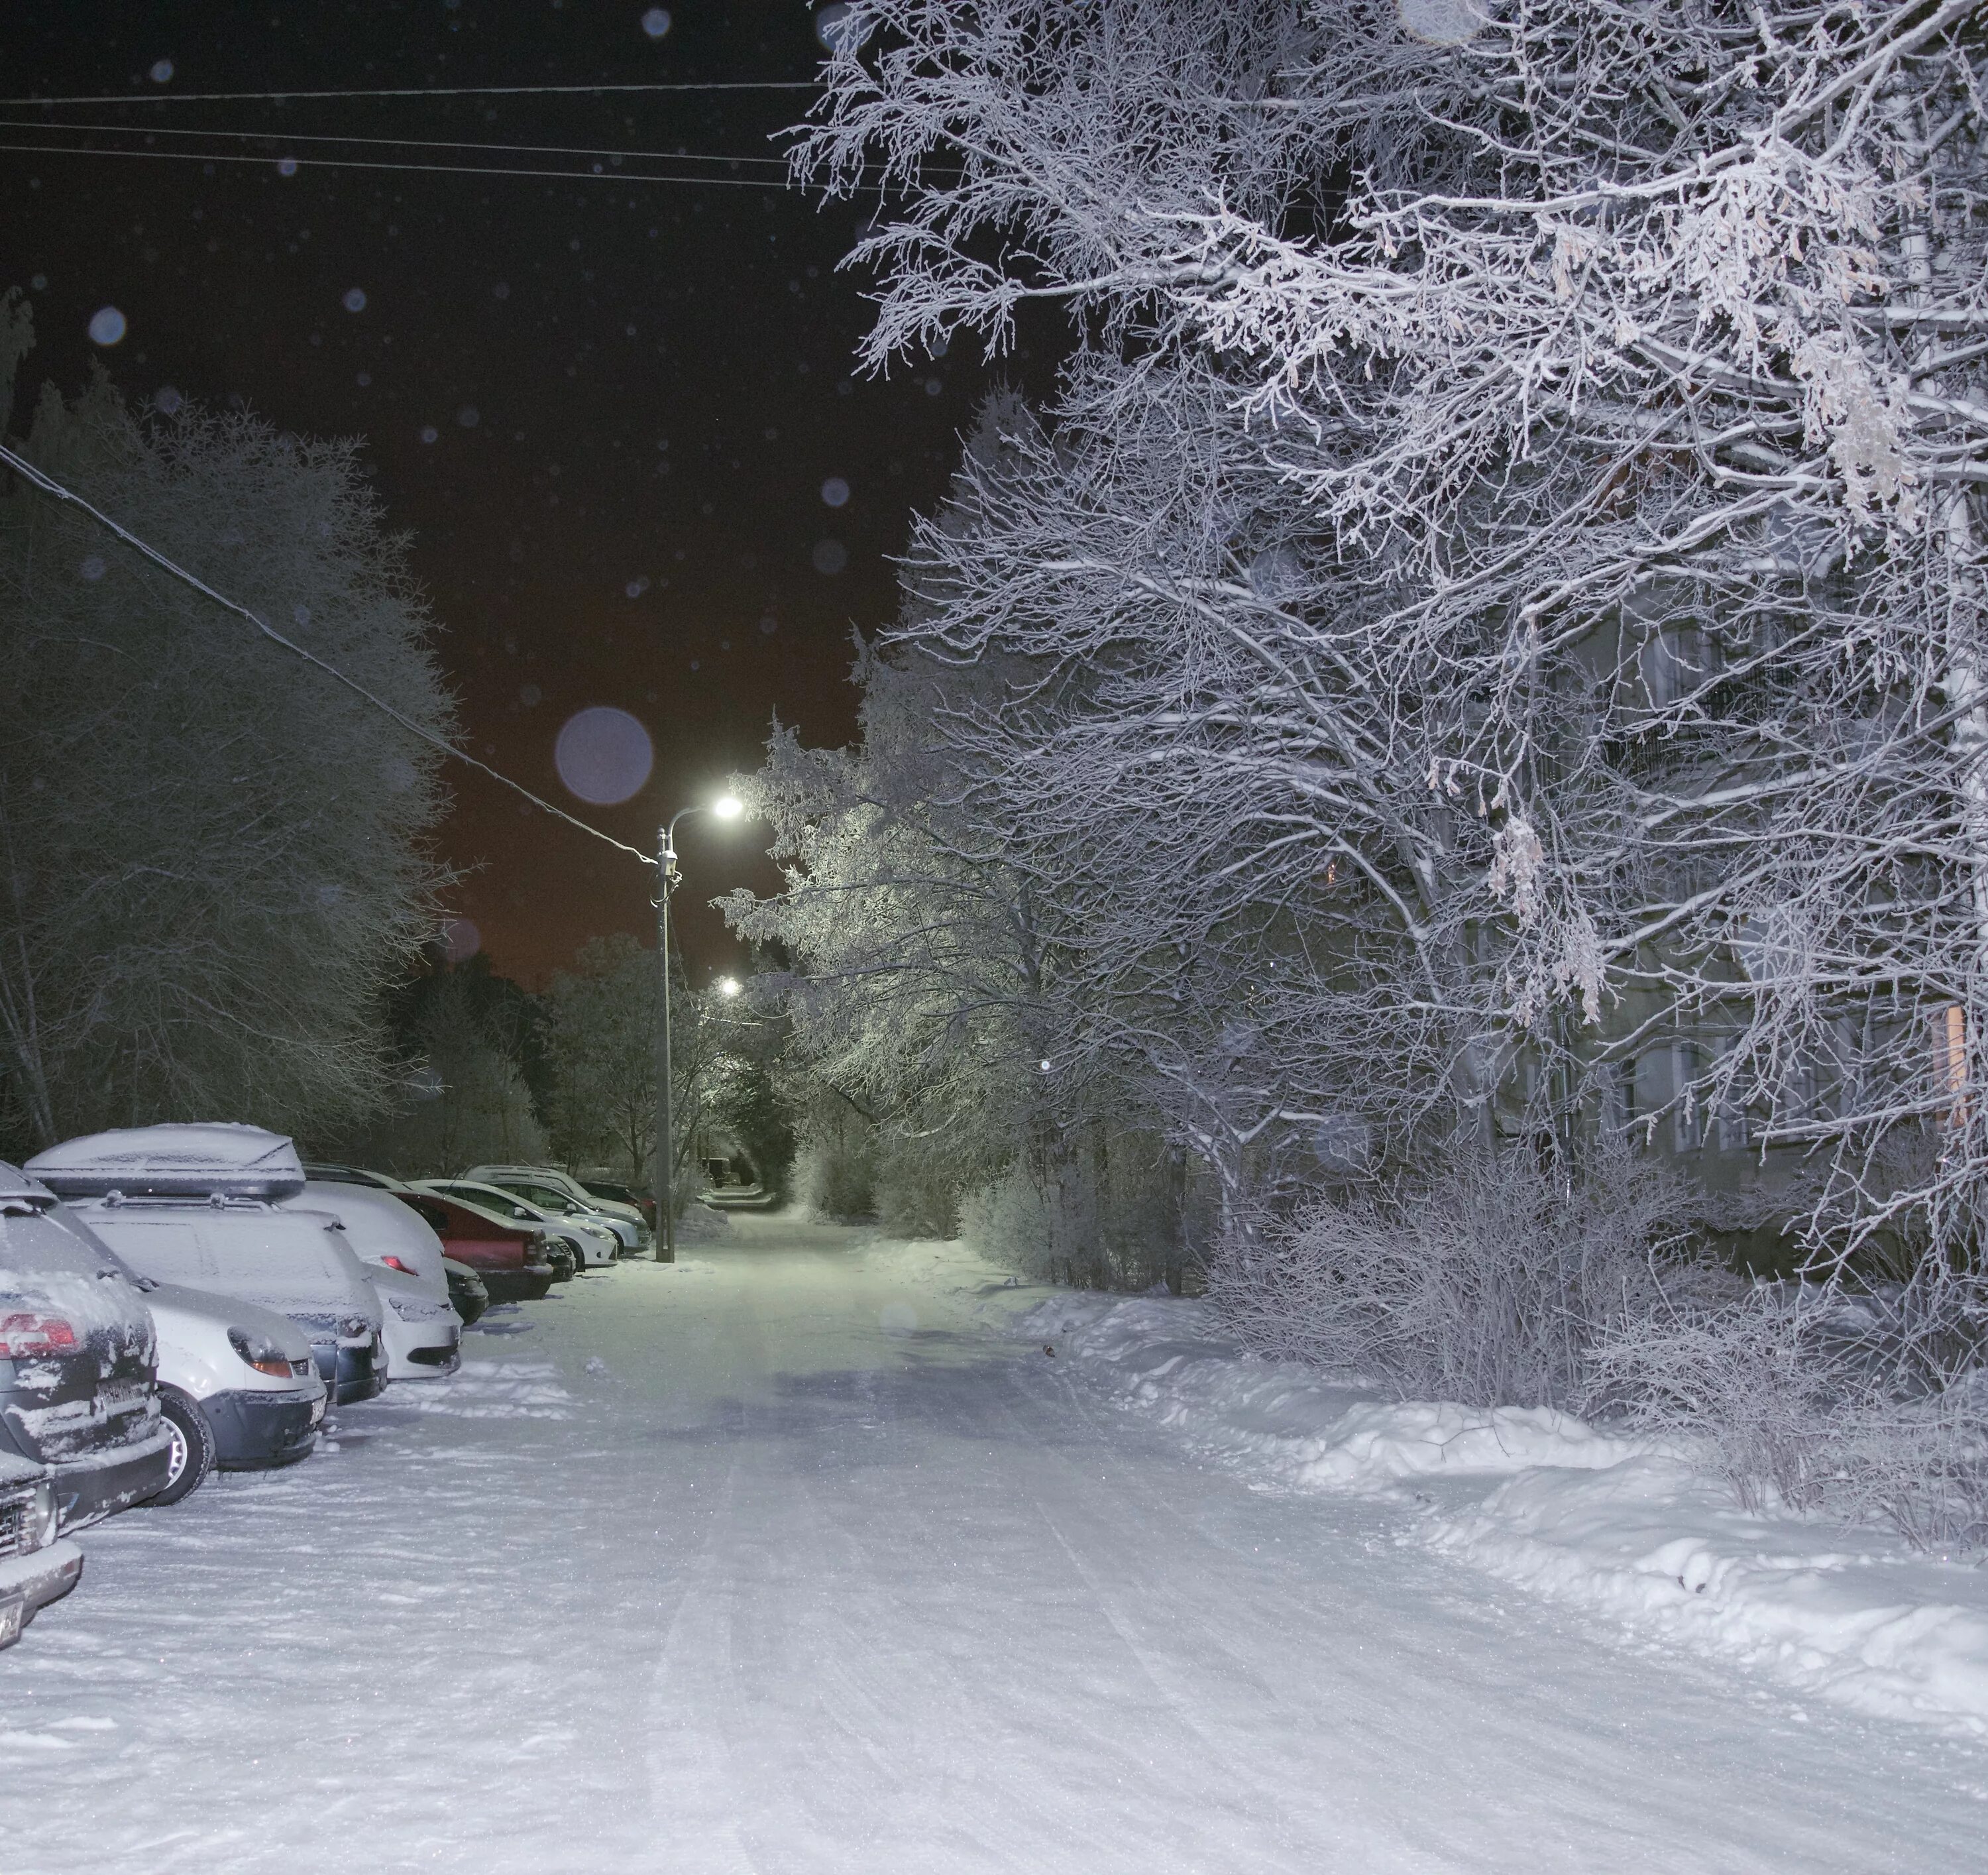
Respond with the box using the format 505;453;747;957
0;139;799;189
3;81;819;105
0;116;791;166
0;440;656;871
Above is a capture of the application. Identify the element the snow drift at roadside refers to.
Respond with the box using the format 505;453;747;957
1021;1292;1988;1737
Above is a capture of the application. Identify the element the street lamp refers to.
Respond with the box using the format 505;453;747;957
655;791;743;1263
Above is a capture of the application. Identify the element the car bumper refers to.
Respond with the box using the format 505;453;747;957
484;1265;555;1303
445;1282;489;1327
53;1420;178;1530
202;1387;323;1470
0;1539;84;1650
311;1340;388;1406
381;1315;461;1381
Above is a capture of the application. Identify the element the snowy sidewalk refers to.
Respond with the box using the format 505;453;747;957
3;1216;1985;1875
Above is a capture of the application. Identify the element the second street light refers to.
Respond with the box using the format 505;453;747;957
654;791;743;1263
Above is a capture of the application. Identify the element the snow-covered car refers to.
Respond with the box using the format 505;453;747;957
37;1194;328;1496
365;1263;461;1380
290;1177;452;1296
0;1451;83;1652
29;1126;388;1406
421;1180;619;1269
0;1163;175;1530
461;1165;650;1253
299;1168;500;1320
282;1179;461;1379
134;1280;325;1497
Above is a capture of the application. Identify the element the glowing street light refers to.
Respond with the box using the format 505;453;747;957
654;790;746;1263
716;976;742;999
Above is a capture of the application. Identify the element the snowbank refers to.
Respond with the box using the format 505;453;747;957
1431;1457;1988;1736
1024;1292;1988;1737
673;1201;730;1245
1022;1294;1657;1491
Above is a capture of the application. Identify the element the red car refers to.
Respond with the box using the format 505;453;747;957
392;1192;555;1303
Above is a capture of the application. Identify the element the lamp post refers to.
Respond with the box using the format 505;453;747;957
655;793;742;1262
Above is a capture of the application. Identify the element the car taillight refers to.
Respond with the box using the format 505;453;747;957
0;1312;79;1357
379;1256;412;1273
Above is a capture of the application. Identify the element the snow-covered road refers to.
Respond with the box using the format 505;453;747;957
5;1214;1986;1874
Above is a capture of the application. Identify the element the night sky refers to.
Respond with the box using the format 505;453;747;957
3;1;1058;988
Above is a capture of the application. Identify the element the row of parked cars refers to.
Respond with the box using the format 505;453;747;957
0;1124;654;1651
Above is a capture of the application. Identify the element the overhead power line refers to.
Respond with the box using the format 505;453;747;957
0;116;791;167
0;439;655;872
0;139;799;189
1;81;818;106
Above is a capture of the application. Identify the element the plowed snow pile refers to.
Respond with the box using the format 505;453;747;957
1023;1292;1988;1736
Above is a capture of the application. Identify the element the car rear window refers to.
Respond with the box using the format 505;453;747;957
401;1197;453;1233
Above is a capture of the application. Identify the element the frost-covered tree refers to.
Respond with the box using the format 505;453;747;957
331;969;548;1176
543;932;725;1208
545;934;663;1181
724;638;1066;1233
799;1;1988;1271
0;304;455;1151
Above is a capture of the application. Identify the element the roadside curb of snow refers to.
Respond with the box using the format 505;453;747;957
1022;1293;1988;1739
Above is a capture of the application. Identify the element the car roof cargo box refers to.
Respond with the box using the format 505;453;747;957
0;1160;55;1207
27;1123;307;1202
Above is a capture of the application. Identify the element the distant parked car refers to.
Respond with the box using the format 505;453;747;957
390;1189;556;1304
461;1165;651;1253
0;1451;83;1652
0;1163;175;1529
30;1126;388;1406
421;1180;618;1269
577;1174;657;1231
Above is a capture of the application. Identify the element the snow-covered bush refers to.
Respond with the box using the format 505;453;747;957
1209;1150;1694;1409
331;972;545;1177
873;1133;964;1239
791;1129;876;1222
1588;1279;1988;1552
960;1159;1056;1277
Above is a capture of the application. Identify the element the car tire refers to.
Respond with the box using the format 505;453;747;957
142;1387;217;1507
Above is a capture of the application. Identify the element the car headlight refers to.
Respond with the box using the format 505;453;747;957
229;1326;298;1379
25;1478;58;1552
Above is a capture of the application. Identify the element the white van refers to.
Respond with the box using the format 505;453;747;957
28;1127;387;1406
66;1200;386;1406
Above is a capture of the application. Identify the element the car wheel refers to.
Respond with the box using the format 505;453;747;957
142;1387;217;1507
